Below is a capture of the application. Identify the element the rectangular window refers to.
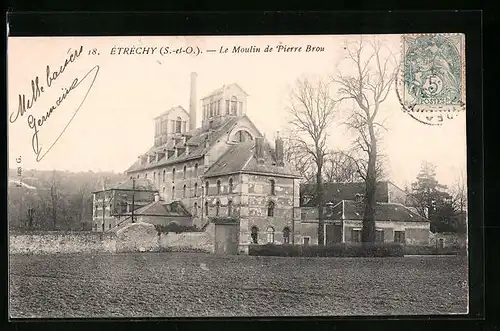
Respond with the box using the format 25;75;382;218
394;231;406;243
351;229;361;243
375;229;385;243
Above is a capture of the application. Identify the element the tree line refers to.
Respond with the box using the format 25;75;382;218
8;169;127;232
283;36;467;245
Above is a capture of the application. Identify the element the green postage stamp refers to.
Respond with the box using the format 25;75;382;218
398;34;466;125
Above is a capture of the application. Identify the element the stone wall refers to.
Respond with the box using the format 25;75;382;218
10;222;215;255
429;232;467;248
9;231;117;254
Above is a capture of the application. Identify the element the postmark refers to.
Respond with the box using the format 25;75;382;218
396;33;466;126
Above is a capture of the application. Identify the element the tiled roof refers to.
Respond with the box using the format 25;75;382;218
134;200;192;217
154;105;189;119
203;138;301;178
202;83;249;99
106;178;158;191
300;181;390;207
301;200;428;223
125;116;243;173
340;200;428;222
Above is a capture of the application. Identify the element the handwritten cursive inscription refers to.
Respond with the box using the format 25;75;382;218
10;46;85;124
9;46;100;162
29;65;100;162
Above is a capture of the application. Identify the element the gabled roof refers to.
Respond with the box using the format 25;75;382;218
202;83;249;100
301;200;428;223
154;105;189;119
203;138;301;178
111;178;157;191
125;116;245;173
300;181;390;207
134;200;192;217
339;200;428;223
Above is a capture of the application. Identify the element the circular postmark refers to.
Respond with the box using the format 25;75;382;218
396;34;466;126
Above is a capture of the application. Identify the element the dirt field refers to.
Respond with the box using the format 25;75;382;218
9;253;468;317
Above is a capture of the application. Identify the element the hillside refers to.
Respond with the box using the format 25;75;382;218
8;169;128;231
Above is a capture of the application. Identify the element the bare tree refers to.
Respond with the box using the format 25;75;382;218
286;77;337;245
49;170;60;230
323;150;360;183
332;37;397;244
282;132;316;184
450;171;468;233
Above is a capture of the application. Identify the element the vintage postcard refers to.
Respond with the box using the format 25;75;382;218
8;34;468;318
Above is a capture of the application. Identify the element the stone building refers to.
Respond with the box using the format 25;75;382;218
125;73;302;253
92;178;158;232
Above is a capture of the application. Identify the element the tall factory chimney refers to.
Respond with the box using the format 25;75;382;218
189;72;197;131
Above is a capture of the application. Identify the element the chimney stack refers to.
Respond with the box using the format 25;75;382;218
275;135;284;166
154;193;160;202
189;72;197;131
255;137;265;163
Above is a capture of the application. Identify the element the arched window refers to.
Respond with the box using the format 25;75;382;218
145;173;148;178
231;96;238;114
194;163;198;177
251;226;259;244
205;201;209;215
194;183;198;197
172;168;176;181
193;202;198;216
162;186;166;193
183;185;187;198
183;165;187;179
228;200;233;216
216;200;220;216
153;172;156;181
267;201;275;217
172;186;175;200
217;180;221;194
130;176;133;180
205;181;209;196
267;226;275;243
229;178;233;193
270;179;276;195
283;227;291;244
162;169;166;182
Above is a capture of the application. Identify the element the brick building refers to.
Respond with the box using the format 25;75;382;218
125;73;301;253
300;182;430;245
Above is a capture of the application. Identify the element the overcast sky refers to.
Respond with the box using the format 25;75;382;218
8;35;467;188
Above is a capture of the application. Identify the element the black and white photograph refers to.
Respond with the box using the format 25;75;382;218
8;34;468;318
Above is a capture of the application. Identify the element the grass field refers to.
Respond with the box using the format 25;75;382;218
9;252;468;318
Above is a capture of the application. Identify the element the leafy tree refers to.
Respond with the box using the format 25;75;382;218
409;162;460;233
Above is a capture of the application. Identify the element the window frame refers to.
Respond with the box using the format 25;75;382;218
267;200;275;217
266;226;275;244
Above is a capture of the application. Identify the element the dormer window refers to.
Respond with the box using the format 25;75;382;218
355;193;363;202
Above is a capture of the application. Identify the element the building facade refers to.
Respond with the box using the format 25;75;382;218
125;73;302;253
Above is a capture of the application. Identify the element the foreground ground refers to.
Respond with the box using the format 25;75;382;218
9;253;468;317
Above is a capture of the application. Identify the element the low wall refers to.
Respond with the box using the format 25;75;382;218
9;222;215;255
429;232;467;248
9;231;117;254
